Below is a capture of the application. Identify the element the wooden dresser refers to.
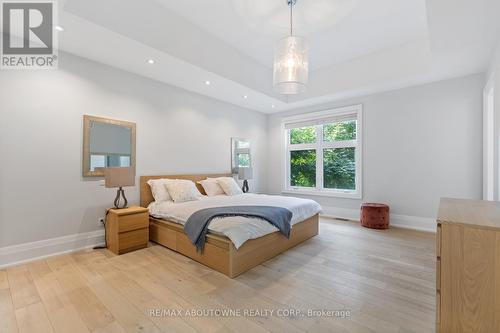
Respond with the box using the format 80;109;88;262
106;206;149;255
436;198;500;332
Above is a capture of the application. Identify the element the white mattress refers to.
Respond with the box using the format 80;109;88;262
148;193;322;249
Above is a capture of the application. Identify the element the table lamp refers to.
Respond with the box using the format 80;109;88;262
238;167;253;193
103;167;135;209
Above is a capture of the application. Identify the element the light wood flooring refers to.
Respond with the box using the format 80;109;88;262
0;218;436;333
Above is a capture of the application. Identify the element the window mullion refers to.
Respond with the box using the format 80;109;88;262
288;143;316;151
323;140;356;149
286;149;291;188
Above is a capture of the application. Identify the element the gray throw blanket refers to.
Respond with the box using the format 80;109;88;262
184;206;293;252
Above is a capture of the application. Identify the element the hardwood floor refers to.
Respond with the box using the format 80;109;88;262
0;218;436;333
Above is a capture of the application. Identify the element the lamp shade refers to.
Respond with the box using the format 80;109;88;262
103;167;135;188
238;167;253;180
273;36;309;94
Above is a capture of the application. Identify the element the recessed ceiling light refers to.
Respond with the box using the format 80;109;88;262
205;80;211;85
271;105;275;108
243;95;248;99
55;25;64;31
147;59;155;64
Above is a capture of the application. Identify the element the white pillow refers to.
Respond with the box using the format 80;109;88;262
147;179;173;202
217;177;243;196
164;179;201;203
197;178;225;196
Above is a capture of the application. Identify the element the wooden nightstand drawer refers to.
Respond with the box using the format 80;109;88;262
118;212;148;233
106;206;150;255
118;228;148;254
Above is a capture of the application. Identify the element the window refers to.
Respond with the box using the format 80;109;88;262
283;105;362;198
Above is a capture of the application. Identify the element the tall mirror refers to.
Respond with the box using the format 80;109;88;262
231;138;251;174
83;115;136;177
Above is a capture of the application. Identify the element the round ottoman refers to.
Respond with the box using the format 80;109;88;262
360;203;390;229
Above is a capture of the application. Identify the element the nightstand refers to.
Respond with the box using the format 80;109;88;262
106;206;149;255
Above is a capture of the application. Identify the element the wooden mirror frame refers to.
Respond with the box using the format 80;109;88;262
82;115;136;177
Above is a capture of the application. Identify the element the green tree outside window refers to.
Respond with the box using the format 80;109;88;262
289;120;357;191
290;126;316;144
323;148;355;190
290;150;316;187
323;121;356;141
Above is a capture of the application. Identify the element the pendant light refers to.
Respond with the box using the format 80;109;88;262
273;0;309;95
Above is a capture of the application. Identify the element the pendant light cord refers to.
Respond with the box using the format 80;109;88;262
289;1;293;36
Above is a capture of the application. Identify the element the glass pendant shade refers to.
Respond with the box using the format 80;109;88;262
273;36;309;94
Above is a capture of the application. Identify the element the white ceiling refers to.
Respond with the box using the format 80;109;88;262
154;0;429;71
23;0;500;113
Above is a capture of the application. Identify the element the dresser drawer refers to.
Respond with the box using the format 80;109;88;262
436;290;441;325
436;223;441;258
118;212;149;233
436;258;441;291
118;228;148;254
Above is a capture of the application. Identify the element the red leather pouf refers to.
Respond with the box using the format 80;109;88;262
360;203;390;229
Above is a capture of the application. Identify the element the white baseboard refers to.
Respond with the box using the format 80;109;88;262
389;214;437;232
321;206;436;233
0;205;435;269
0;230;105;269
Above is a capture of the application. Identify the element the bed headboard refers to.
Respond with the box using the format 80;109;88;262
140;173;232;207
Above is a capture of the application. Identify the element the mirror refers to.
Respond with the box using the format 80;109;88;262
83;115;136;177
231;138;251;174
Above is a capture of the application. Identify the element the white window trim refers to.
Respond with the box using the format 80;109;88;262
281;104;363;199
483;73;496;200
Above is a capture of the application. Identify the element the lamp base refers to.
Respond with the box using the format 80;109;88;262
113;187;128;209
242;180;249;193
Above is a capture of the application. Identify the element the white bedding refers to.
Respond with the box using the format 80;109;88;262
148;193;322;249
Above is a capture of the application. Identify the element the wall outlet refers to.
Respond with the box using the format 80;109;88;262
98;217;105;227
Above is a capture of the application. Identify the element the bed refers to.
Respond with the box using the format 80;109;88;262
140;173;320;278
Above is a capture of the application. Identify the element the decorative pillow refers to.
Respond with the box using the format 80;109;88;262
147;179;173;202
216;177;243;196
197;178;225;196
164;179;201;203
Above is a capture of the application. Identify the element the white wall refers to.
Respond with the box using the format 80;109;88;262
267;74;484;228
0;50;486;262
0;52;267;248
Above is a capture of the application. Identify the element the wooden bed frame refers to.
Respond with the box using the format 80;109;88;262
140;174;319;278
